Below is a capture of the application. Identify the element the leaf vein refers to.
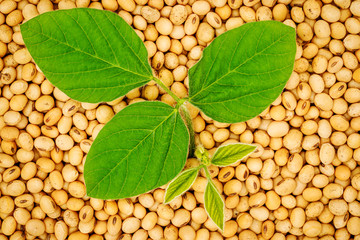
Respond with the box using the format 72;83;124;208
86;109;177;196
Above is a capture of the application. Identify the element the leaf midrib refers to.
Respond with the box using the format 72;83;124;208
87;109;177;197
189;30;292;101
192;76;288;104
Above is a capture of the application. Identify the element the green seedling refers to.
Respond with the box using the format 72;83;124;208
21;8;296;230
165;144;257;230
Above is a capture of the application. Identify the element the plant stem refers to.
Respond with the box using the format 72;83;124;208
180;105;195;156
153;77;181;103
202;165;212;181
152;76;195;156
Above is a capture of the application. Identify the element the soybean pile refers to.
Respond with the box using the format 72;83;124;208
0;0;360;239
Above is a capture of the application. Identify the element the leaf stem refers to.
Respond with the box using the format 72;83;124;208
152;77;195;156
152;77;181;103
202;165;212;181
180;105;195;157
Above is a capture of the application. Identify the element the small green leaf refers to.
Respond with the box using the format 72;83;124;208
164;167;200;203
21;8;153;103
188;21;296;123
211;143;256;166
204;179;224;231
84;101;189;199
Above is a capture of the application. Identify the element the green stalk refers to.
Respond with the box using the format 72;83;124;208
180;105;195;157
202;165;212;181
152;77;195;156
152;77;181;103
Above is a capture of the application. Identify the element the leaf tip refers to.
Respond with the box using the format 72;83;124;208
219;223;224;232
249;143;257;151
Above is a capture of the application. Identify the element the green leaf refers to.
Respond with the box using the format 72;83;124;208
164;167;200;203
21;8;153;103
188;21;296;123
204;179;224;231
84;101;189;199
211;143;256;166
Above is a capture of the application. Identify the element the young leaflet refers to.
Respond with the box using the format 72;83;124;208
204;176;224;230
164;143;256;230
21;8;296;230
164;167;201;204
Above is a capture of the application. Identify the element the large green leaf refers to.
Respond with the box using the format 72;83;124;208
211;143;256;166
21;8;153;103
188;21;296;123
204;179;224;231
84;101;189;199
164;167;200;204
